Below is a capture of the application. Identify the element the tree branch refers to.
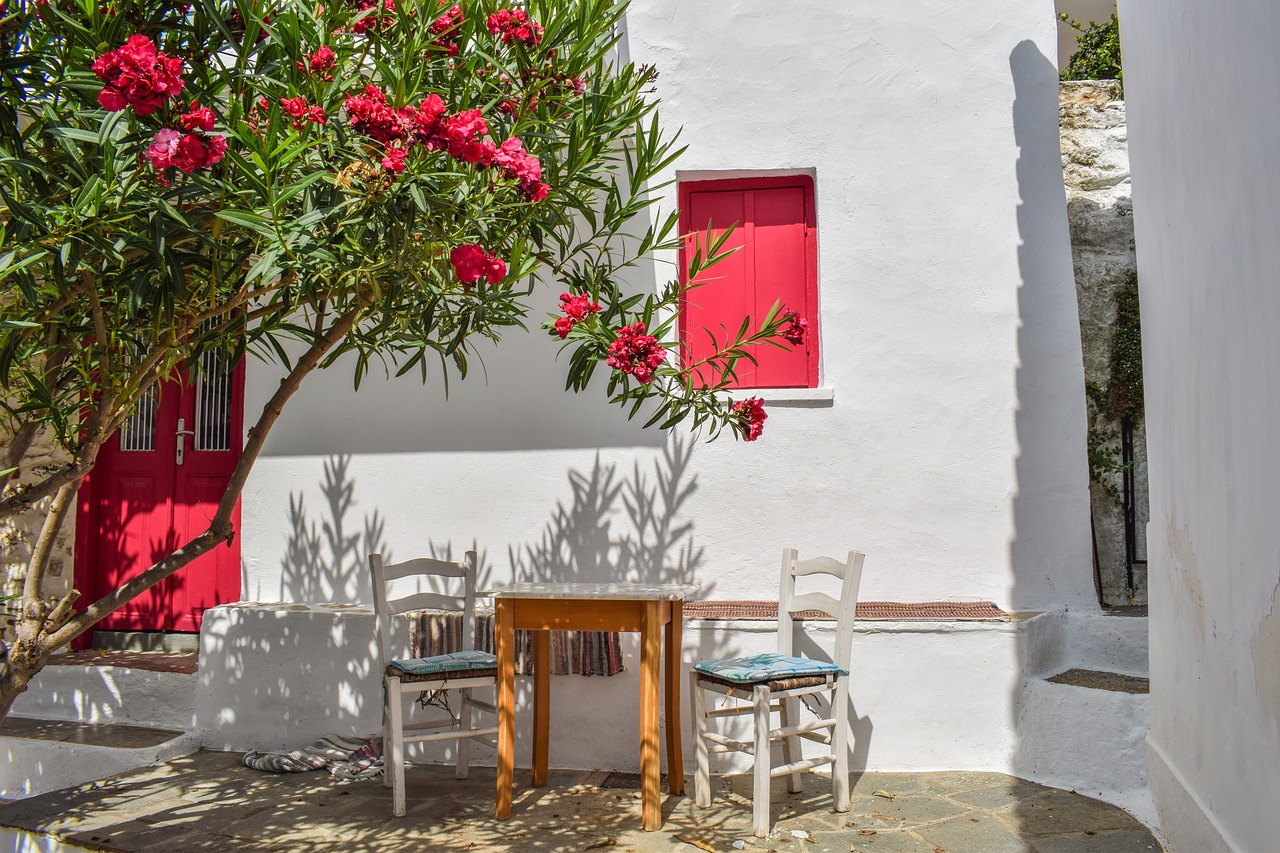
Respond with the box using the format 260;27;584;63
22;480;78;604
0;402;114;519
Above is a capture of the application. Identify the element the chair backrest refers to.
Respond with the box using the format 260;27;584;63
368;551;478;673
777;548;865;671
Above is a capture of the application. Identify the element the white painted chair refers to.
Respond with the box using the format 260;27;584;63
689;548;865;837
369;551;498;817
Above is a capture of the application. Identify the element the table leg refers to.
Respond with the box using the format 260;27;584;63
664;600;685;796
495;598;515;820
640;600;662;831
532;629;551;786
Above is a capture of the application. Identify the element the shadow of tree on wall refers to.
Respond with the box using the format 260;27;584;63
280;454;386;603
276;437;709;603
509;437;707;589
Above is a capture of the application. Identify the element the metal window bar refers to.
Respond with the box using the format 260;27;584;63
118;385;157;452
194;349;232;452
1121;416;1147;593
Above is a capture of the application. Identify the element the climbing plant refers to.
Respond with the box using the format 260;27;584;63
1085;270;1143;491
1059;12;1122;91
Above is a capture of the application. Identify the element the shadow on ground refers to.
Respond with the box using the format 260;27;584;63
0;750;1160;852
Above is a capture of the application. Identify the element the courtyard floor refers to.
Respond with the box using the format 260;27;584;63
0;748;1162;852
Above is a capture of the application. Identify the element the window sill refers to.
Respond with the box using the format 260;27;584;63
730;387;834;407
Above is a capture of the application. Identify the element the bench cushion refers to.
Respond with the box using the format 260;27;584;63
387;649;497;681
693;652;846;685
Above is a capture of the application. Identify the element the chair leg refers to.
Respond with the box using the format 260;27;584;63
752;684;772;838
457;687;473;780
779;695;803;794
386;676;407;817
832;678;850;812
690;671;711;808
382;683;393;790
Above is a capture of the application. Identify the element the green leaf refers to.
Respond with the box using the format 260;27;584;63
216;209;278;239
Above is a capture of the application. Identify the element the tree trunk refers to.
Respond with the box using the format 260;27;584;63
0;297;371;723
0;637;52;719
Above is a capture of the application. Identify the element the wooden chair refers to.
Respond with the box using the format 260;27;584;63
369;551;498;817
689;548;865;837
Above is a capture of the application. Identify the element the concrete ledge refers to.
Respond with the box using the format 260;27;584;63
0;730;199;800
8;664;196;731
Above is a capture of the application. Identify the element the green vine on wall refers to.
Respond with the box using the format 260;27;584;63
1059;12;1123;93
1107;270;1144;419
1086;270;1144;494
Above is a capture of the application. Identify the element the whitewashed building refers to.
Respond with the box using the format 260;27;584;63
16;0;1156;823
214;0;1101;779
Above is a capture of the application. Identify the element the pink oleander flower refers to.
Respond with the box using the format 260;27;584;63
380;143;407;173
350;0;394;34
450;244;507;285
297;44;336;79
554;291;601;338
430;3;462;34
181;102;215;132
525;181;549;203
494;136;548;202
487;7;542;46
731;396;767;441
344;84;409;144
606;322;666;384
429;3;462;53
172;131;226;172
442;109;489;158
782;315;808;345
281;96;326;129
145;128;182;175
409;93;447;146
93;34;185;116
280;96;309;117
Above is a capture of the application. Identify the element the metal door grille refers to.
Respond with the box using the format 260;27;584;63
118;387;157;451
194;351;233;451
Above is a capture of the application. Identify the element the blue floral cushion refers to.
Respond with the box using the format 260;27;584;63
387;649;497;678
693;652;846;684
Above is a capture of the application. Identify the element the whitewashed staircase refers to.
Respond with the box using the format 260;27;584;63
1014;610;1154;828
1;651;199;799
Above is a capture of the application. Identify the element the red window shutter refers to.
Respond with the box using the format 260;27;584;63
679;176;817;389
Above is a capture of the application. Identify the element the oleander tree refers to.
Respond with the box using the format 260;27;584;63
0;0;804;716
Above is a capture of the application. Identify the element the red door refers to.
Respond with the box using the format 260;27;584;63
75;354;244;634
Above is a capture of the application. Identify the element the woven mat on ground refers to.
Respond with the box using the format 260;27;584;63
243;734;383;780
411;608;623;677
683;600;1010;622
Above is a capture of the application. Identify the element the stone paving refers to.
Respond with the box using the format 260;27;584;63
0;750;1162;852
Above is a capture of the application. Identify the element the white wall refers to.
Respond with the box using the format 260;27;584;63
195;603;1029;777
240;0;1093;615
1119;2;1280;850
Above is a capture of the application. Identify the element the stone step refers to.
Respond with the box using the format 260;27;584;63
0;718;198;800
1046;667;1149;694
1014;672;1154;828
1021;610;1149;679
7;652;197;732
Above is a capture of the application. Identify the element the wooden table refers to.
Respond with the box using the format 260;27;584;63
484;582;696;831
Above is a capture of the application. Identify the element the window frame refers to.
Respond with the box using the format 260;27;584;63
677;173;820;390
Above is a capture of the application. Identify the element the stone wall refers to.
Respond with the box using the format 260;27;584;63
1059;80;1148;606
1;430;76;644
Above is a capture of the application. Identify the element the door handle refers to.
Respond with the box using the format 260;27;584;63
176;417;197;465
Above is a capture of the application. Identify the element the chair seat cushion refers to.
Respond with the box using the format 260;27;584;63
693;652;846;685
387;649;497;681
